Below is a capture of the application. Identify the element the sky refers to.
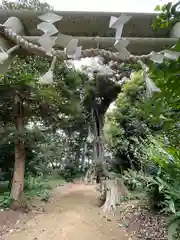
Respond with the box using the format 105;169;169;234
47;0;175;12
0;0;177;12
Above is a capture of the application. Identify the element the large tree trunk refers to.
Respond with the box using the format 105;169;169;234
84;109;105;184
92;111;127;212
11;95;25;207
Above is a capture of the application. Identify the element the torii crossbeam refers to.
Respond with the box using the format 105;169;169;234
0;10;178;74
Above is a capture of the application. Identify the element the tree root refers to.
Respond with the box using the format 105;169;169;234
11;194;31;212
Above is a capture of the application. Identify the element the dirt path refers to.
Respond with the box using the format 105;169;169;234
1;183;131;240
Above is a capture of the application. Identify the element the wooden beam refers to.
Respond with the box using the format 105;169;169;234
0;10;169;38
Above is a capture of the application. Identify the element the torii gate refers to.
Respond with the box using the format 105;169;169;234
0;10;179;75
1;10;179;204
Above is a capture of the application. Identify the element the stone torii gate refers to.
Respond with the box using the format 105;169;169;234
1;10;179;205
0;10;178;75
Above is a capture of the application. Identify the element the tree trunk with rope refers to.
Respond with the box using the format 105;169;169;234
84;96;127;211
93;113;126;212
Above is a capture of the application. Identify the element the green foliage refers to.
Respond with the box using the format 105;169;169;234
146;145;180;239
0;174;64;207
122;170;144;190
24;175;63;201
0;57;83;127
0;54;86;185
0;0;88;208
104;71;151;171
0;192;11;208
122;143;180;239
1;0;52;10
140;59;180;146
153;1;180;29
105;24;180;238
61;162;84;182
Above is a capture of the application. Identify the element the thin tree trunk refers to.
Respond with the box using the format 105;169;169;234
11;139;25;201
11;95;25;207
94;111;104;183
81;142;87;171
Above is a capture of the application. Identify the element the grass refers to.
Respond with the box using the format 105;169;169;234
0;174;65;207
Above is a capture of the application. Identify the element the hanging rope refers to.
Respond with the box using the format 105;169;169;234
0;24;165;63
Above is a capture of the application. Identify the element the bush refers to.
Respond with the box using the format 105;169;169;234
0;174;64;208
60;163;83;181
142;145;180;239
122;170;144;190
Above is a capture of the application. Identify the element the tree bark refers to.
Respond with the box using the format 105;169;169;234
11;95;25;206
94;111;104;183
101;179;122;212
